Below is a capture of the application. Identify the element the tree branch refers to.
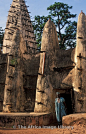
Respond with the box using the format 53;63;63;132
62;34;76;45
57;15;62;41
58;15;65;24
57;31;62;41
60;23;66;30
62;34;70;45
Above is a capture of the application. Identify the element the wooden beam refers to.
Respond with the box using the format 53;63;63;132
42;52;46;75
77;53;82;58
53;66;74;72
77;68;82;71
37;90;45;93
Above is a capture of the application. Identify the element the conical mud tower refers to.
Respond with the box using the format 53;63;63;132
3;0;37;54
73;11;86;112
34;19;59;113
3;0;39;112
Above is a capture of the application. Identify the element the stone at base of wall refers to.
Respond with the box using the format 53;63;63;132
0;112;56;128
62;113;86;126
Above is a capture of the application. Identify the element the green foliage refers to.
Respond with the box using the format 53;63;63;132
0;27;4;48
10;58;17;65
47;2;77;49
32;2;77;50
32;16;50;50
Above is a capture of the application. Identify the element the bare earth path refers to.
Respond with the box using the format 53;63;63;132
0;122;86;134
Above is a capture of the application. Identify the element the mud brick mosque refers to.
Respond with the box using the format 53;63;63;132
0;0;86;127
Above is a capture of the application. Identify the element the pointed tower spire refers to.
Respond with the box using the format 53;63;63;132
3;0;37;54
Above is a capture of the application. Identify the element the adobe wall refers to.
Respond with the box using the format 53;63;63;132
3;29;40;112
23;53;40;112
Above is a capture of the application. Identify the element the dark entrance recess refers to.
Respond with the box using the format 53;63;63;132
61;93;73;114
23;75;37;112
24;88;36;112
60;89;75;115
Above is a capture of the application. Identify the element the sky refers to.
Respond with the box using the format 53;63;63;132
0;0;85;29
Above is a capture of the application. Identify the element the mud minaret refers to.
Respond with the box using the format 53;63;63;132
73;11;86;112
3;0;37;112
3;0;37;54
34;19;59;113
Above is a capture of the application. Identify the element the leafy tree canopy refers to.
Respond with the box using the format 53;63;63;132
33;2;77;50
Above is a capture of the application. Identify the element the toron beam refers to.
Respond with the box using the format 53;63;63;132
78;87;81;89
53;66;74;72
78;37;83;39
37;90;45;93
77;53;82;58
77;68;83;71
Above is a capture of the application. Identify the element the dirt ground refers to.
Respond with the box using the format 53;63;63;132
0;121;86;134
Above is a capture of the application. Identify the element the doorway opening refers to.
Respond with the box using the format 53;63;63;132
60;88;75;115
